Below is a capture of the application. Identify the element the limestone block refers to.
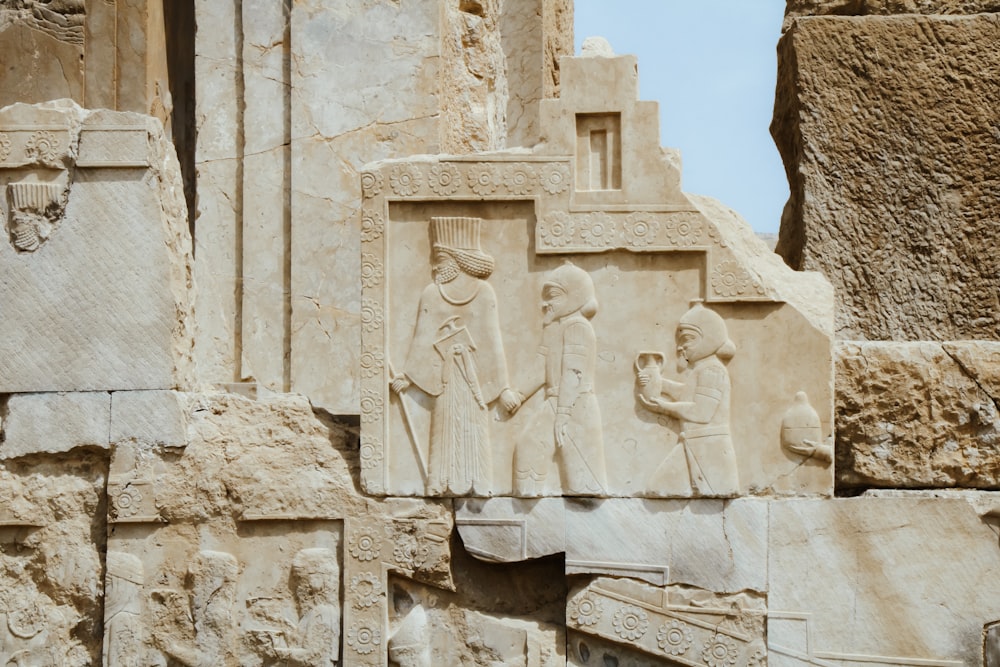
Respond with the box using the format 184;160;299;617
772;13;1000;340
0;391;110;459
361;50;834;500
0;101;195;393
836;342;1000;489
768;497;1000;666
110;390;188;447
0;453;107;666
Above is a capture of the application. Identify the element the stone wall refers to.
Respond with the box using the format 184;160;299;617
1;1;1000;665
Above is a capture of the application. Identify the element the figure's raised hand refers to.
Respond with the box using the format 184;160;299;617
637;370;651;387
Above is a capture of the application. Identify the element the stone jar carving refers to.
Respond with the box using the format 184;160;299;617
780;391;832;465
634;352;664;403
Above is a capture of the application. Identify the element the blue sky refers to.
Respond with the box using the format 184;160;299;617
574;1;787;233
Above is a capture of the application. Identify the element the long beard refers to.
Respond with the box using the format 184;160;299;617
434;261;459;284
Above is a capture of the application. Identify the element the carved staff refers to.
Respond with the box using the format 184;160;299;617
388;361;428;483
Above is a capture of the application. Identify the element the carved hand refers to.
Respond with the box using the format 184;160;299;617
554;412;570;448
390;375;411;394
787;439;833;464
638;393;669;414
637;370;651;386
499;388;522;414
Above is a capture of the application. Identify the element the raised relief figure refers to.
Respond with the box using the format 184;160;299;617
636;300;739;496
391;216;518;496
103;552;144;667
149;550;238;666
511;261;607;496
247;548;340;666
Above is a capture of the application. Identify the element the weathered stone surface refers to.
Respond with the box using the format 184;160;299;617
0;452;107;666
836;341;1000;489
0;101;195;393
1;392;110;459
772;13;1000;340
769;497;1000;666
785;0;1000;26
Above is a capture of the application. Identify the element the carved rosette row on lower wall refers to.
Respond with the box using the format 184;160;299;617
567;581;766;667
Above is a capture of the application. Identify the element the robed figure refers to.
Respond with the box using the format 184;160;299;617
392;217;518;496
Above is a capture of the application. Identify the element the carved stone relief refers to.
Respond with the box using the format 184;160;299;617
361;50;834;499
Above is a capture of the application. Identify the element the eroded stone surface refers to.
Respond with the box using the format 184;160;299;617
0;453;107;666
772;13;1000;340
836;342;1000;489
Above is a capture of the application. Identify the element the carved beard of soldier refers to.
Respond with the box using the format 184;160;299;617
432;249;461;284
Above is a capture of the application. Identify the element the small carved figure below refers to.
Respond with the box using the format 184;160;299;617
104;552;145;667
636;300;739;496
391;217;518;496
246;548;340;666
510;261;607;496
149;550;238;667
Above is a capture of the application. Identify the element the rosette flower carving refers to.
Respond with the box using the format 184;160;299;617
539;211;575;248
361;210;384;243
623;213;660;247
361;171;383;199
657;620;693;656
113;487;143;518
428;163;462;196
611;604;649;641
347;621;382;654
359;435;382;470
360;389;383;423
349;529;382;562
664;213;703;247
359;346;384;379
567;591;603;627
24;131;60;163
711;260;754;298
361;253;384;288
467;164;500;196
360;299;383;332
389;165;423;196
503;164;537;195
541;163;571;195
350;573;384;608
580;212;617;247
701;634;739;667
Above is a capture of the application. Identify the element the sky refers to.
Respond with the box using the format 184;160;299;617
574;1;788;233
